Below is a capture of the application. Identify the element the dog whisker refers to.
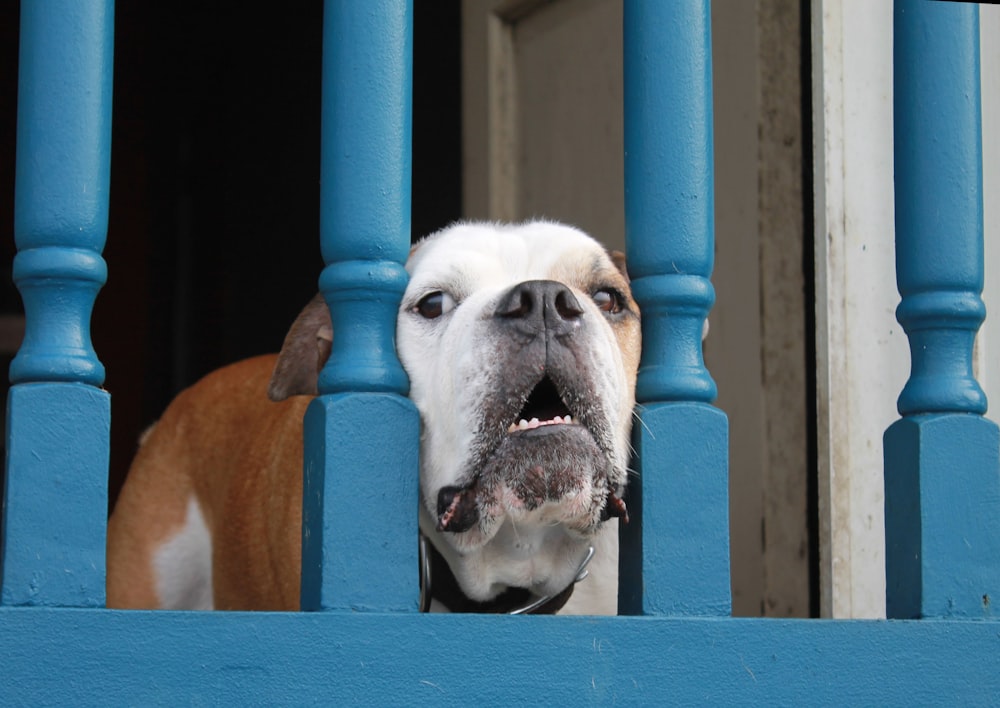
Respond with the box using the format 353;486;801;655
631;405;654;439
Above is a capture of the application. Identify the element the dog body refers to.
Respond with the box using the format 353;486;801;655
107;221;640;614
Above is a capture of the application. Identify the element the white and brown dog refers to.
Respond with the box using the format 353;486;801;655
106;221;641;614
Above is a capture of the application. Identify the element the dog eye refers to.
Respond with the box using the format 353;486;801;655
592;288;624;315
413;291;456;319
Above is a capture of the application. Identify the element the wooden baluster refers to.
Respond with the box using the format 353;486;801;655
299;0;420;612
885;0;1000;619
2;0;114;608
619;0;731;617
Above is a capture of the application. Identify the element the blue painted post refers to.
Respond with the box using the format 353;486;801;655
885;0;999;620
2;0;114;607
619;0;731;617
300;0;420;612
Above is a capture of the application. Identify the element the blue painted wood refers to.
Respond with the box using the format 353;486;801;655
0;609;998;704
1;0;113;608
885;0;1000;619
2;386;109;607
885;415;999;619
10;0;114;386
620;0;731;616
300;393;419;612
318;259;410;395
317;0;412;396
301;0;420;612
624;0;716;405
893;0;987;417
620;403;731;617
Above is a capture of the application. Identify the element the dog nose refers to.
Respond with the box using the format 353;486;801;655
495;280;583;337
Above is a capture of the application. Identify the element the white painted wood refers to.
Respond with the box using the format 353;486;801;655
811;0;903;619
812;0;1000;620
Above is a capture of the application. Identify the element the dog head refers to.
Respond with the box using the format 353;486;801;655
271;221;640;605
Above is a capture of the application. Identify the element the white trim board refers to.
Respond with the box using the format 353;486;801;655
811;0;1000;618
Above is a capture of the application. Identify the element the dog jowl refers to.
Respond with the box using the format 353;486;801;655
106;221;640;615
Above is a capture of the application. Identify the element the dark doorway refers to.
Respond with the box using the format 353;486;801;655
1;2;462;511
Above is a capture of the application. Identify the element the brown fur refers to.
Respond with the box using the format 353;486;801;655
106;355;310;610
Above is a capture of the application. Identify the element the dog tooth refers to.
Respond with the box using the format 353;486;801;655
564;415;573;424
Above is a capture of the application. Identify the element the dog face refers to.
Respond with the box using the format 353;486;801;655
397;222;640;602
270;221;640;606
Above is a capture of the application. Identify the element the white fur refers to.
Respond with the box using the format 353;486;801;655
559;522;619;615
399;222;636;611
154;496;214;610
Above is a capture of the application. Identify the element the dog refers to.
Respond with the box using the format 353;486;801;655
106;221;641;614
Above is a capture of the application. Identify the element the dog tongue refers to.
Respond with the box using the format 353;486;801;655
436;485;480;533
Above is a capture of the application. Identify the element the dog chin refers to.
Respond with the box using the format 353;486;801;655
419;423;627;602
480;425;612;523
433;424;620;540
420;504;600;602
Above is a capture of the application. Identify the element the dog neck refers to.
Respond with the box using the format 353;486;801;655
418;534;593;614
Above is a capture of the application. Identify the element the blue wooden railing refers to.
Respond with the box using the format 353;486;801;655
1;0;997;703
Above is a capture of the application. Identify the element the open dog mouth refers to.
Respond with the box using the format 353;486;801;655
435;373;629;535
506;376;576;433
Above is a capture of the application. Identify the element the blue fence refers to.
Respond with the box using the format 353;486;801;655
1;0;997;703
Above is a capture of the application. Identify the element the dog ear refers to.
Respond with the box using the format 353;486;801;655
609;250;630;283
268;294;333;401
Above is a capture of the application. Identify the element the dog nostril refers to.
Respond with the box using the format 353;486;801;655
498;288;534;319
554;290;583;320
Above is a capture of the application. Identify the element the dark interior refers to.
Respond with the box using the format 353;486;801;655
0;2;463;510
